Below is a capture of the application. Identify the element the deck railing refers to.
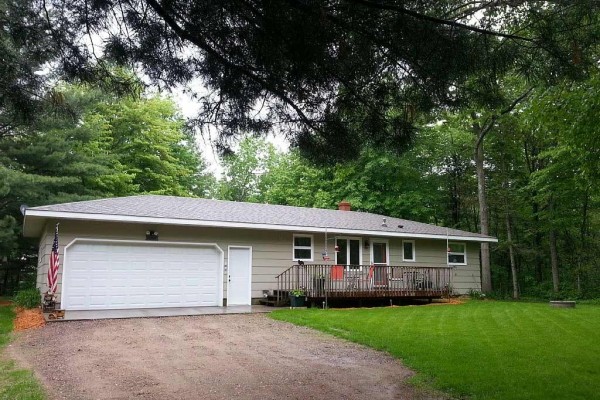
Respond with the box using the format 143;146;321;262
276;264;452;305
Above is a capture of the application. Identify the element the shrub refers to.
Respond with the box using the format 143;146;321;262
485;290;511;300
579;298;600;305
13;288;41;309
468;289;486;300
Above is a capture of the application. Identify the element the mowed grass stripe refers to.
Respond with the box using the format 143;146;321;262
0;306;14;346
271;301;600;400
0;305;45;400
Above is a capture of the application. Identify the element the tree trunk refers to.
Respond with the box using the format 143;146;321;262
15;266;20;295
475;137;492;293
505;212;519;299
532;202;544;283
549;228;560;292
577;186;589;293
1;267;8;296
526;145;543;282
470;90;533;294
548;198;560;293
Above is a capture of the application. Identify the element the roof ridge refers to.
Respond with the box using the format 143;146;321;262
32;194;404;219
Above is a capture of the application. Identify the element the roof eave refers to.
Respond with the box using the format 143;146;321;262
22;213;46;238
23;209;499;243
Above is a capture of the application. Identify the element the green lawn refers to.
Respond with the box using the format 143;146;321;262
0;306;45;400
271;301;600;400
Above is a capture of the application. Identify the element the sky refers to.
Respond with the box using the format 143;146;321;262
73;18;290;177
170;85;290;176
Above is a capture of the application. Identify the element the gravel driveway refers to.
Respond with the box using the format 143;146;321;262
9;314;444;400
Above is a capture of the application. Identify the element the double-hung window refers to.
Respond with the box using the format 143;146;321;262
402;240;415;262
293;234;313;262
448;242;467;265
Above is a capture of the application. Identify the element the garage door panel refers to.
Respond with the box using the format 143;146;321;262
63;242;221;310
90;279;109;288
89;295;107;306
68;295;86;307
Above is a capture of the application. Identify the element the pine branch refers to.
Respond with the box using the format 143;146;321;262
475;87;534;149
347;0;534;42
144;0;321;134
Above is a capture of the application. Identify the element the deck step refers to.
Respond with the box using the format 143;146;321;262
259;295;290;307
270;290;290;297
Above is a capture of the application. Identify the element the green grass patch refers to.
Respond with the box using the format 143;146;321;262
0;306;45;400
271;301;600;400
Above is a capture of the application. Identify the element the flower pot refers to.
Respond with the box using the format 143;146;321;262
289;295;305;308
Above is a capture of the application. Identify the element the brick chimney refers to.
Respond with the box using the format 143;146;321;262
338;200;351;211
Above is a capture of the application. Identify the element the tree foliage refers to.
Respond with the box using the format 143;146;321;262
38;0;600;160
2;1;600;300
219;94;600;299
217;137;277;202
0;0;58;133
0;75;212;294
89;95;212;196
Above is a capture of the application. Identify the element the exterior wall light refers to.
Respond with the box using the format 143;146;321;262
145;230;159;241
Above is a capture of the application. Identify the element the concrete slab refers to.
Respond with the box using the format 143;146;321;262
50;305;278;321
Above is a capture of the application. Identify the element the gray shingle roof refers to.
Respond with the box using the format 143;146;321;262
28;195;494;240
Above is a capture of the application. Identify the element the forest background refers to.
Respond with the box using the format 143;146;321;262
2;1;600;300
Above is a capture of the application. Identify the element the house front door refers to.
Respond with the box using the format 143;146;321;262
372;240;389;287
227;246;252;306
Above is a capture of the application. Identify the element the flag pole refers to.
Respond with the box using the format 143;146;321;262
48;223;60;296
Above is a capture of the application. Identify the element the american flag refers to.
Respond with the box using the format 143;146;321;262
48;224;60;294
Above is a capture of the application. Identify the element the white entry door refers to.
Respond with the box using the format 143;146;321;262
227;246;252;305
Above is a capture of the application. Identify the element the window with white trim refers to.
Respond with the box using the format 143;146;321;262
448;242;467;265
402;240;415;262
293;234;313;261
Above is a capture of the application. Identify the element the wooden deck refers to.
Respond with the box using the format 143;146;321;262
274;264;452;306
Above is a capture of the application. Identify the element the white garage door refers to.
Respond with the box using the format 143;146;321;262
63;241;222;310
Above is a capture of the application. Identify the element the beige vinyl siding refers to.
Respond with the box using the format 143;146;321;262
36;226;52;293
388;238;481;294
323;237;481;294
38;220;332;304
36;220;482;305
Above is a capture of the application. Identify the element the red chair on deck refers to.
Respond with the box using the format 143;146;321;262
366;265;375;289
332;265;344;280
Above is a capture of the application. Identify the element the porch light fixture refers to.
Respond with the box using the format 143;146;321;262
145;230;159;241
364;239;370;249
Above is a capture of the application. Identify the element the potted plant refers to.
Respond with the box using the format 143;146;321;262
289;289;306;308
